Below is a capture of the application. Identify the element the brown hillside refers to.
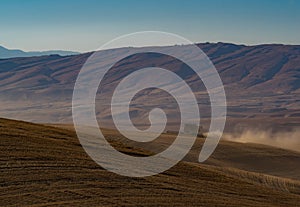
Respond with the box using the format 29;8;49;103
1;118;300;206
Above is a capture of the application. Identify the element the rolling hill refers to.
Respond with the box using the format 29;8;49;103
1;118;300;206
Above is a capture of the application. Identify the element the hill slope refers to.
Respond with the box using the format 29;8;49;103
1;118;300;206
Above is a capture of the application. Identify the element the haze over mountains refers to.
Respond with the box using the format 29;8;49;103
0;45;79;59
0;42;299;133
1;43;299;204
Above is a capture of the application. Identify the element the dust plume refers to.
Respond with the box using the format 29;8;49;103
224;128;300;152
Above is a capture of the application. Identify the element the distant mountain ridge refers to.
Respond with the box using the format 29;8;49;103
0;45;79;59
0;42;299;129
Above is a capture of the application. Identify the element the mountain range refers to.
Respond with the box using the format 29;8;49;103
0;45;79;59
0;42;299;132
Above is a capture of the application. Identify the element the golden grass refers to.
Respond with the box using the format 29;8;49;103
209;165;300;195
1;118;300;206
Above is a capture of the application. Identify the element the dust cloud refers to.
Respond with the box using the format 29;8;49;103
224;128;300;152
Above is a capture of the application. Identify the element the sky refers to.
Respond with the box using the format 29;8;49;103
0;0;300;52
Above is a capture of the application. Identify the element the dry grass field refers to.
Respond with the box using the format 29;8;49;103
1;118;300;206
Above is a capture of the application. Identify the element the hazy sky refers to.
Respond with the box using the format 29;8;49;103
1;0;300;52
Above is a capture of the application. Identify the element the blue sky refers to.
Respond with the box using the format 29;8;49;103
0;0;299;52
